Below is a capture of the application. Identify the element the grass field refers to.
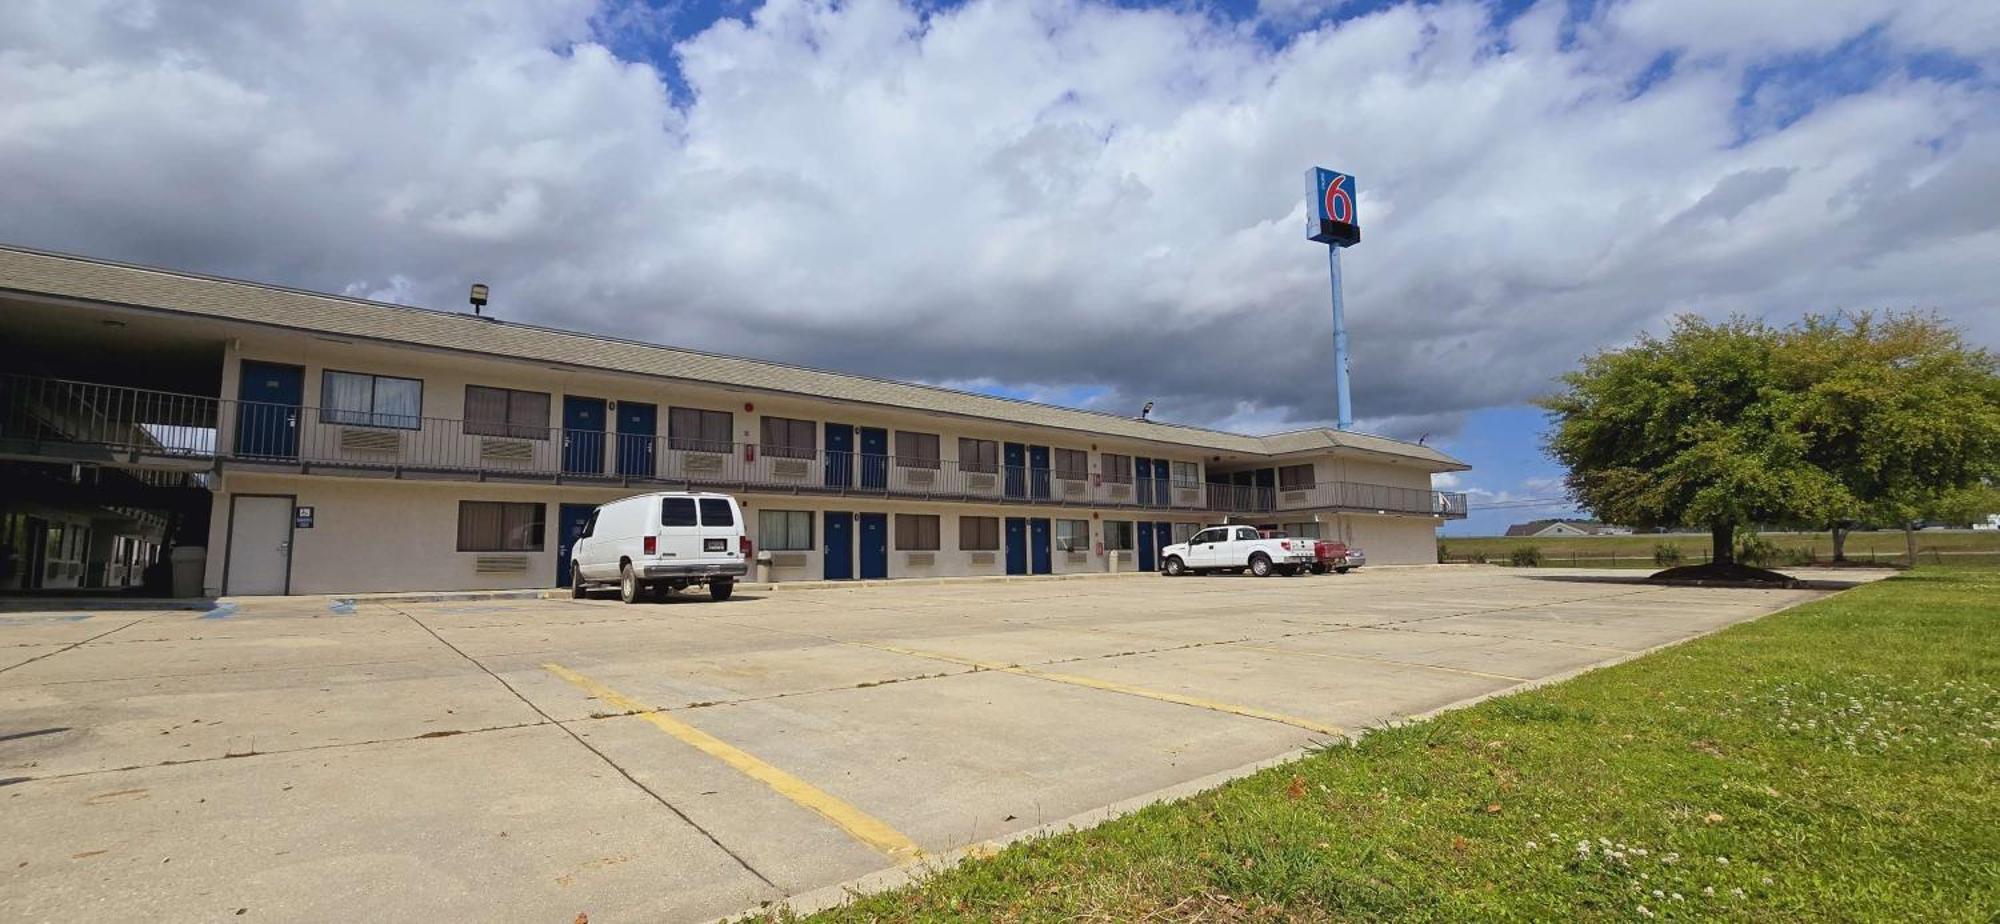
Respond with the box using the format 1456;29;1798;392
779;567;1999;922
1438;529;2000;569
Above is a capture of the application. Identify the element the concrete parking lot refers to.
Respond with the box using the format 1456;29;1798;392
1;567;1873;922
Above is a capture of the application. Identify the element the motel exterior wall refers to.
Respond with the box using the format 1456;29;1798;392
210;472;1204;595
187;329;1459;595
1;248;1467;597
197;334;1242;595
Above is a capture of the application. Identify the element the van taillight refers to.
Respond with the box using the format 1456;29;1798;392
1280;540;1291;550
643;535;656;555
740;535;752;558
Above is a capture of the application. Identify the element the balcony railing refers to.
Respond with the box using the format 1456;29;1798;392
1;375;1466;518
1204;480;1469;518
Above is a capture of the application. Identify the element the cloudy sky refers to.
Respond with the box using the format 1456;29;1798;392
4;0;1996;534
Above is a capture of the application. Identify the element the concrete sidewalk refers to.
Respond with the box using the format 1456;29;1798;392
0;566;1887;922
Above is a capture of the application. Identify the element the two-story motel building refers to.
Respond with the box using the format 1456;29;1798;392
0;245;1469;596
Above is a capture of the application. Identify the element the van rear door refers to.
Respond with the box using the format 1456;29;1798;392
658;496;702;562
696;496;739;565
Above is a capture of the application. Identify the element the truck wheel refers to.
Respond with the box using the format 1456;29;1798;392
571;568;588;599
1309;562;1328;575
619;564;640;604
1163;556;1186;577
709;579;735;602
1335;566;1352;574
1249;554;1273;577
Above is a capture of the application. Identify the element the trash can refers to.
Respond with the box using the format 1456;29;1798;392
170;546;206;598
754;549;773;583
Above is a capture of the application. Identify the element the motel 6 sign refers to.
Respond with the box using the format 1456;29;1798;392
1306;167;1360;247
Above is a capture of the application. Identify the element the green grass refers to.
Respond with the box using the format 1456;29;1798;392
1439;530;2000;569
778;568;1999;922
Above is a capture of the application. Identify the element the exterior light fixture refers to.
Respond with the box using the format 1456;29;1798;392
469;283;490;315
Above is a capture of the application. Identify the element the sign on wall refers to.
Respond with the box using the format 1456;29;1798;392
1306;167;1360;247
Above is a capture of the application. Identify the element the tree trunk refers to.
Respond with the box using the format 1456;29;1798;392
1711;522;1736;567
1831;525;1848;563
1905;523;1917;567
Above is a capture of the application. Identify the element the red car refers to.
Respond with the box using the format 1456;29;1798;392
1256;529;1363;574
1311;540;1365;574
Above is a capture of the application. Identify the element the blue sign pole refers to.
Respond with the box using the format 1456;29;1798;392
1327;245;1352;430
1306;167;1360;431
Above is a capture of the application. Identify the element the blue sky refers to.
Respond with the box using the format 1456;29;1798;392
3;0;1995;536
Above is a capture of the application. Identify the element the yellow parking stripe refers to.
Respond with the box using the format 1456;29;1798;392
543;663;923;863
859;643;1346;738
1231;644;1532;683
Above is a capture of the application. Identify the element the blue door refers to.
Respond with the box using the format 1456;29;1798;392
616;401;656;478
859;513;888;579
859;427;888;490
235;360;303;459
1005;517;1027;575
556;503;596;586
1137;522;1157;571
562;396;605;476
1003;442;1026;498
1028;446;1051;499
1135;458;1154;506
824;512;854;580
1029;518;1052;574
825;423;854;488
1152;459;1171;508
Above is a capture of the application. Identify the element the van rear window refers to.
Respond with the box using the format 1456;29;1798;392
699;498;734;527
662;498;698;527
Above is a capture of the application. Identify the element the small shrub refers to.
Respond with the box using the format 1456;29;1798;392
1781;546;1816;566
1736;531;1782;567
1652;543;1684;567
1509;546;1543;567
1436;541;1450;564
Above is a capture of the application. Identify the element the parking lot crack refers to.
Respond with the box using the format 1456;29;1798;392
388;605;781;893
0;612;164;676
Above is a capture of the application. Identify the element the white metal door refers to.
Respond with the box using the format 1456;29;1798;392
657;496;703;563
227;496;292;595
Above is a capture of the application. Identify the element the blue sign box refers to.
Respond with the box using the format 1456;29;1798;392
1306;167;1360;246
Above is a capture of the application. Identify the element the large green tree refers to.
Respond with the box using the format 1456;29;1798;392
1787;313;2000;559
1540;313;2000;570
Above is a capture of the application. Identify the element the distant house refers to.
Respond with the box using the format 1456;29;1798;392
1503;519;1632;538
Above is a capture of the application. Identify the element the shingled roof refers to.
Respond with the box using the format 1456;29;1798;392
0;244;1468;470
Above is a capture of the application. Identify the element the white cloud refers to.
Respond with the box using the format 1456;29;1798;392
0;0;1993;441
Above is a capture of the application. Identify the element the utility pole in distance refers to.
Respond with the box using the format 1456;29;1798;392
1306;167;1360;429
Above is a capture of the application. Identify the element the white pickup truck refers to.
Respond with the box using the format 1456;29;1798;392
1160;524;1317;577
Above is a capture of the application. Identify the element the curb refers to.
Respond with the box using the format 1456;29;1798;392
713;579;1867;923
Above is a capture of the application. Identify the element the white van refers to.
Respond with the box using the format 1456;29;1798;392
569;491;750;603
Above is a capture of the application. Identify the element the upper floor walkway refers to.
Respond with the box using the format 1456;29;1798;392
0;374;1467;519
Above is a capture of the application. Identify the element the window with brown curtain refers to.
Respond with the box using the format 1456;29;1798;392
895;514;940;551
1279;464;1317;490
759;416;817;459
895;431;941;469
958;438;999;474
1101;453;1133;483
456;501;545;551
959;516;1000;551
1053;448;1089;480
464;386;550;439
669;407;733;453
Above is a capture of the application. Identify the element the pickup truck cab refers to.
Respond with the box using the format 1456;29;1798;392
1160;524;1316;577
569;491;750;603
